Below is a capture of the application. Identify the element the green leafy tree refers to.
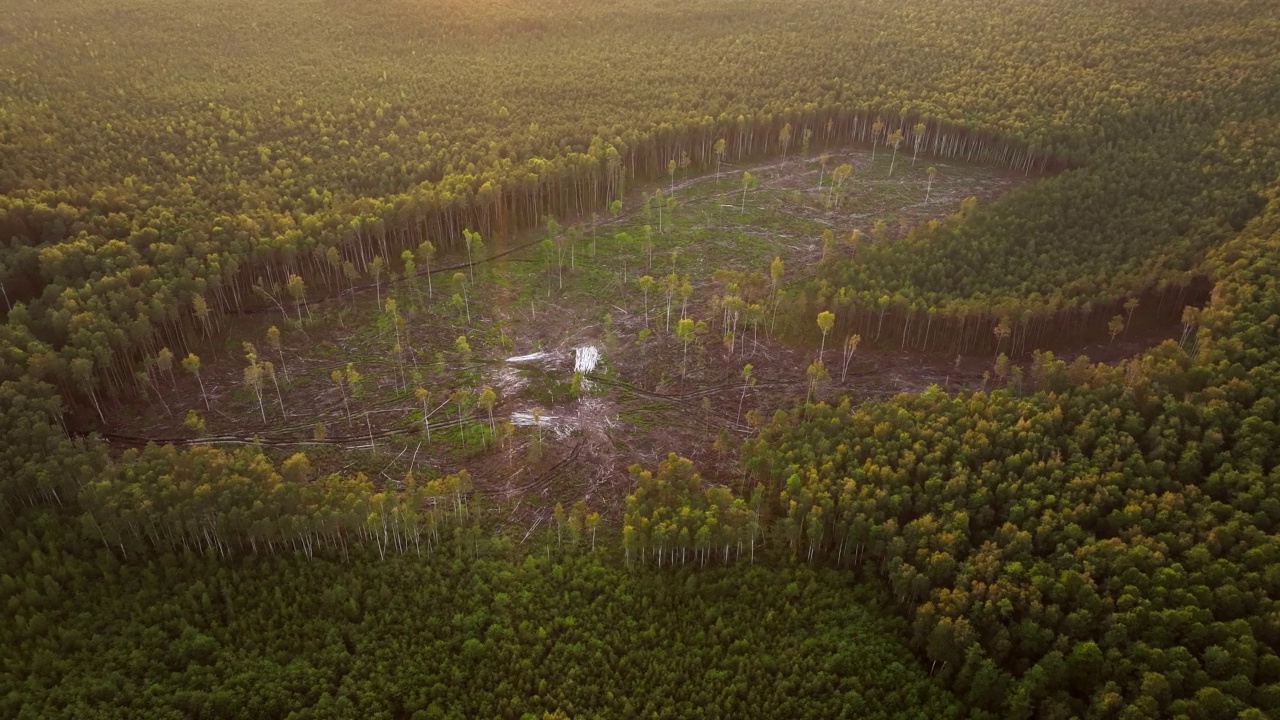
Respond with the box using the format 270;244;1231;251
841;333;861;383
676;318;696;378
287;273;309;323
817;310;836;361
477;385;497;432
266;325;288;381
452;272;470;323
1108;314;1125;344
740;171;757;213
416;240;436;298
887;128;905;176
462;228;485;282
737;363;755;423
183;409;207;435
637;275;655;327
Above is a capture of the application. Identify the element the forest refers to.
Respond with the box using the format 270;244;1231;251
2;0;1279;717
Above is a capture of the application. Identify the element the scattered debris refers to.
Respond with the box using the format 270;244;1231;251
574;346;600;374
492;366;527;394
511;410;561;427
507;351;551;363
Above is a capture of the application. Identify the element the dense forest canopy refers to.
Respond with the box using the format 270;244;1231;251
2;0;1280;717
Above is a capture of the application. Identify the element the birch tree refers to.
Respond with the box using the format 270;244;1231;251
157;347;176;390
183;353;209;410
677;318;696;378
463;229;484;282
452;272;470;324
817;310;836;361
401;250;418;310
266;325;288;381
841;333;861;383
638;275;655;327
287;274;309;323
332;370;349;423
416;241;436;298
740;171;757;213
737;363;755;424
888;129;904;177
242;347;266;422
912;122;927;166
370;255;385;310
415;387;432;440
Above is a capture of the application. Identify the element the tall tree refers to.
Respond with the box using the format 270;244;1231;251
192;294;213;339
638;275;655;327
415;387;432;440
912;122;927;166
737;363;755;423
1108;315;1125;344
157;347;177;390
1123;297;1139;334
769;257;784;333
70;357;105;424
370;255;385;310
841;333;861;383
463;229;484;282
416;241;436;298
266;325;288;381
477;386;497;433
740;171;757;214
287;274;309;323
829;163;853;207
386;298;405;387
182;353;209;410
243;343;266;422
805;359;829;403
993;317;1012;358
401;250;418;310
817;310;836;361
264;361;284;417
332;369;350;423
452;272;470;324
676;318;696;378
888;129;905;177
